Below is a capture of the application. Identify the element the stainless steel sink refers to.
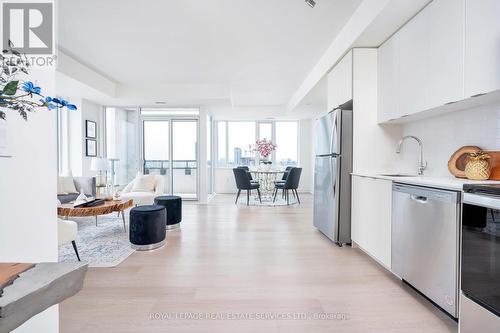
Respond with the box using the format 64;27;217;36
378;174;418;177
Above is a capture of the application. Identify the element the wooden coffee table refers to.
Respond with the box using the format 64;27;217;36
57;199;134;232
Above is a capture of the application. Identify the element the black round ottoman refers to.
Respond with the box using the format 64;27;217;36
154;195;182;230
129;205;166;251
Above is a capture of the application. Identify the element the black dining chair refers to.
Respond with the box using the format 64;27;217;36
275;166;294;186
273;167;302;205
233;168;262;205
237;166;258;184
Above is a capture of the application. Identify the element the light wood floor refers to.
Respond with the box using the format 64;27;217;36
60;194;457;333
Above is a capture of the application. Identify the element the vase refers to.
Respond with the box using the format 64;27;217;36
465;159;491;180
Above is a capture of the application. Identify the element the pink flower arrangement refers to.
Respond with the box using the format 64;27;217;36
255;139;277;159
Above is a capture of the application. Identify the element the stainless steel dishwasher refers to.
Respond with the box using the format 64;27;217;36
392;183;460;318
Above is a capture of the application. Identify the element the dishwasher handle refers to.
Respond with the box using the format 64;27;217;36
410;195;428;203
393;183;459;204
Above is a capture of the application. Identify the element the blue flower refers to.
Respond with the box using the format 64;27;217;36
22;81;34;92
42;96;77;110
22;81;42;94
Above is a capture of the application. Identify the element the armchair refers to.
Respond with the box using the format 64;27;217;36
58;218;80;261
120;174;165;205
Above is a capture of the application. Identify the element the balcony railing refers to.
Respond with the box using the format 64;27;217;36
144;159;197;175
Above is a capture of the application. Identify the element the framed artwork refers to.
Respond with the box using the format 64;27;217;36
86;139;97;157
86;120;97;138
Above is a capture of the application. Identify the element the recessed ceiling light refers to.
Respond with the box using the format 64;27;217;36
305;0;316;8
155;101;167;104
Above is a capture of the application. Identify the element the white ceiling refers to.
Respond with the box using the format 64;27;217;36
58;0;362;108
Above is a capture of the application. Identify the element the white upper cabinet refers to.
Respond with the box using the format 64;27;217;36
377;0;465;122
327;50;353;111
427;0;464;107
398;7;430;117
465;0;500;97
378;34;400;122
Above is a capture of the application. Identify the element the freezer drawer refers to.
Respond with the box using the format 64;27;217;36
392;183;460;317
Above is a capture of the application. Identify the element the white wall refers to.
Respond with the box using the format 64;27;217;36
395;102;500;176
67;98;83;175
352;48;402;175
0;69;59;332
81;99;104;177
198;109;208;203
62;98;105;177
299;119;314;192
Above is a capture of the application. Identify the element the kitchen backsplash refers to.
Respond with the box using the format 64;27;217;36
393;102;500;177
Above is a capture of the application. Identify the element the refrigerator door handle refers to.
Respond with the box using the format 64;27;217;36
329;111;339;154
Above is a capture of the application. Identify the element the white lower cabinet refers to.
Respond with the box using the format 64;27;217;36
351;176;392;268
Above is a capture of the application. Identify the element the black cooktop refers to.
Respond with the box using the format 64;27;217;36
463;184;500;195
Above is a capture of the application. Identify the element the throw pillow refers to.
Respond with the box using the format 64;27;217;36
132;174;156;192
57;178;68;195
59;176;78;194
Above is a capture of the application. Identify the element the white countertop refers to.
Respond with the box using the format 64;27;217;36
352;172;500;191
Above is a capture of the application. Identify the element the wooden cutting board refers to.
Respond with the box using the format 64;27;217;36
448;146;500;180
0;263;34;296
448;146;481;178
486;151;500;180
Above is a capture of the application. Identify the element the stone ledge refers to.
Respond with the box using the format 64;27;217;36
0;262;88;332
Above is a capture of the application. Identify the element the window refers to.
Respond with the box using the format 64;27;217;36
216;120;299;167
105;107;116;159
227;122;256;166
143;120;170;161
258;122;272;140
275;122;298;167
217;122;227;166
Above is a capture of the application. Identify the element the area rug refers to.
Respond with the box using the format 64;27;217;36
58;212;134;268
242;194;300;206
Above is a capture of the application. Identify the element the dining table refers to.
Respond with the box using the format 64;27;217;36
249;169;286;201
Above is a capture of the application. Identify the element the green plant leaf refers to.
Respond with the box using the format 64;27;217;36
3;81;18;96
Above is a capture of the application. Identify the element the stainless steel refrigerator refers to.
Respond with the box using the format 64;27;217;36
313;101;353;245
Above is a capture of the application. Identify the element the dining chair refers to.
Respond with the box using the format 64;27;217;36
273;167;302;205
237;166;258;183
275;166;294;186
233;168;262;205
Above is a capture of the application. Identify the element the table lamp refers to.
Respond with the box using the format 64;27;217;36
90;157;109;186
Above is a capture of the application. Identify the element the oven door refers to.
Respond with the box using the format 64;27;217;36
462;193;500;318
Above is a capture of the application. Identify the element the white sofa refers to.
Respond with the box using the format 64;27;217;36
58;218;80;261
120;174;165;205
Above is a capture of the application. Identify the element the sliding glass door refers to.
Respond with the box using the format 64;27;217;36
142;118;198;200
172;120;198;199
143;120;171;194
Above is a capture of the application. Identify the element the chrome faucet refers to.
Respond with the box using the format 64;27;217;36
396;135;427;175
